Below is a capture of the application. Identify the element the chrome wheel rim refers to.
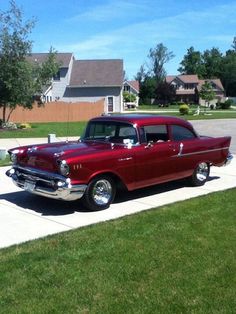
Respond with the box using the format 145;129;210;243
92;179;112;205
196;162;208;182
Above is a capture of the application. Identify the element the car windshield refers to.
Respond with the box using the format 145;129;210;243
82;121;138;145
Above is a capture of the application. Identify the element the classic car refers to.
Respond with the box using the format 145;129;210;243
6;114;233;210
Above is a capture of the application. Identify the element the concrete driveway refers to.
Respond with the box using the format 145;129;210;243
1;158;235;249
0;119;235;249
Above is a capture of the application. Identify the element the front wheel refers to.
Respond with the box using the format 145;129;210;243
82;175;116;211
190;162;210;186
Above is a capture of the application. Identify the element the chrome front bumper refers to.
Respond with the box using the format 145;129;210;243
224;153;233;166
6;166;87;201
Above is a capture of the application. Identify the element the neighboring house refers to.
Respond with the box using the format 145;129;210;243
123;80;140;108
28;53;124;113
166;74;225;105
197;79;225;106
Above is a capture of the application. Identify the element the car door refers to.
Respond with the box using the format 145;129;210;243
133;124;176;189
168;124;200;179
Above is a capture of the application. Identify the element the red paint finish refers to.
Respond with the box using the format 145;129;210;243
7;115;232;206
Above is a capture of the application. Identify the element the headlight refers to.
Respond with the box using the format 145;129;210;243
59;160;70;176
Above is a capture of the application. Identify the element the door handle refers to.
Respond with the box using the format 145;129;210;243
178;143;184;156
145;142;153;149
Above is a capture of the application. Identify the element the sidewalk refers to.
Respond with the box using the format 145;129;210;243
0;136;79;151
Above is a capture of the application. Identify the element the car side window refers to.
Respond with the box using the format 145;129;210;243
118;125;138;144
171;125;196;141
142;125;169;143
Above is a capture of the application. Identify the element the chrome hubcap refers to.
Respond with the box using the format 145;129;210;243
196;162;209;182
92;179;112;205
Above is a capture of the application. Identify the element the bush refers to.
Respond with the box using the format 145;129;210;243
220;99;233;109
179;104;189;115
0;121;17;129
19;123;31;129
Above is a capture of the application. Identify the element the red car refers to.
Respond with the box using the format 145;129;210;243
6;114;233;210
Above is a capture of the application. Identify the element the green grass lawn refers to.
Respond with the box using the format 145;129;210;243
0;121;87;139
0;188;235;313
160;111;236;120
0;154;11;167
0;110;236;139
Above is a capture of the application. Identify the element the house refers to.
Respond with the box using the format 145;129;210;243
28;53;124;113
166;74;225;105
197;79;225;106
123;80;140;108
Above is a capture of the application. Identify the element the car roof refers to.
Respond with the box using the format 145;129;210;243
90;114;194;129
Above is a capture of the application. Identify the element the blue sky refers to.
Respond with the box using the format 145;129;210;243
1;0;236;79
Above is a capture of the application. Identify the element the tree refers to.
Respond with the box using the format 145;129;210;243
221;50;236;96
138;76;157;105
179;39;236;96
0;1;59;123
198;81;216;114
221;37;236;96
155;81;175;104
232;36;236;51
134;65;146;84
123;91;136;103
146;43;174;83
178;46;205;77
202;48;223;78
135;43;174;104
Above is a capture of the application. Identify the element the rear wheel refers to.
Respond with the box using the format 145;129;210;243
83;175;116;211
190;162;210;186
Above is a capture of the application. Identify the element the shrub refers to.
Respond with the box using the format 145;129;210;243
220;99;233;109
19;123;31;129
1;121;17;129
179;104;189;115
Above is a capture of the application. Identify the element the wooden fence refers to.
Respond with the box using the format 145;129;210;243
3;99;105;123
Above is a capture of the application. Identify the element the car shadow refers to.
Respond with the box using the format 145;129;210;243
114;175;220;204
0;175;221;216
0;191;88;216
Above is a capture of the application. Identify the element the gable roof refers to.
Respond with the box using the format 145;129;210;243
198;79;224;92
166;75;199;84
69;59;123;87
27;53;73;68
124;80;140;92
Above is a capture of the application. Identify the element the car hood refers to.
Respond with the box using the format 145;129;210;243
11;140;115;171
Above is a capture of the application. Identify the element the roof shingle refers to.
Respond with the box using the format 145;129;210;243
166;75;199;84
69;59;123;87
27;53;73;68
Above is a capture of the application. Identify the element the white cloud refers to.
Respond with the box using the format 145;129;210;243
57;1;236;76
68;0;149;22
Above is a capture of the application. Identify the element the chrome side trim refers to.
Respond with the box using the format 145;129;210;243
172;146;230;158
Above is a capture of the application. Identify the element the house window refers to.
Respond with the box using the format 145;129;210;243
107;96;114;112
53;70;61;81
124;85;130;92
185;83;194;90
